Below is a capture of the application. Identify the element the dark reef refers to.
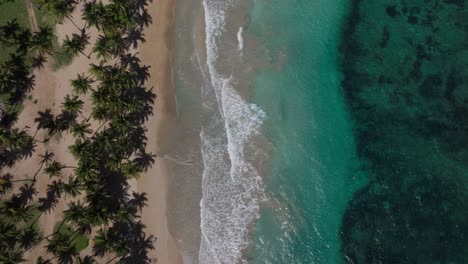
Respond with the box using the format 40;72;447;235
339;0;468;263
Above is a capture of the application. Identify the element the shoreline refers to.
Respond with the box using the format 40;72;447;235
196;1;272;262
138;0;183;263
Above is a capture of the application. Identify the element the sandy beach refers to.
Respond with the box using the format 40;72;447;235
7;0;183;262
138;0;183;263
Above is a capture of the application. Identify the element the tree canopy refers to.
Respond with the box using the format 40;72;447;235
0;0;156;262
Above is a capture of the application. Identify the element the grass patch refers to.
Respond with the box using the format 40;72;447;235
53;222;89;252
21;204;41;228
31;2;56;29
0;1;75;69
21;204;43;242
31;4;75;69
0;0;29;61
52;47;74;70
0;202;43;237
0;0;29;27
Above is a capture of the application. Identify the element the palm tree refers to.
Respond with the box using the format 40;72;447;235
63;201;92;234
46;232;78;264
31;26;54;55
0;128;32;151
70;121;92;139
32;150;54;182
88;62;109;79
82;1;106;30
63;201;85;225
63;33;90;59
0;19;20;41
62;176;81;198
115;205;136;223
18;227;41;249
0;222;19;249
121;161;142;179
0;249;25;264
90;107;108;122
85;188;113;225
71;73;94;95
92;38;111;60
104;155;122;172
76;256;96;264
109;0;130;15
31;55;48;69
94;30;128;59
0;173;13;195
0;0;15;6
91;87;111;108
43;160;65;178
69;138;92;159
41;0;74;25
74;163;98;182
0;195;32;222
35;257;52;264
92;229;115;257
110;115;131;134
62;94;84;119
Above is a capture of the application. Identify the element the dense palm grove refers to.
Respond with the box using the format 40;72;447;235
0;0;156;262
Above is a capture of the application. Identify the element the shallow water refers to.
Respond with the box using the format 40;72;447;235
170;0;205;262
245;0;359;263
172;0;358;263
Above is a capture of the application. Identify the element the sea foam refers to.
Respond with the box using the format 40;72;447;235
237;27;244;52
199;1;266;263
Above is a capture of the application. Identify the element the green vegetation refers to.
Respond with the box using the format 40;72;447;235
31;0;75;69
33;3;56;28
0;0;156;262
0;0;29;61
0;0;29;27
340;0;468;263
0;0;73;69
52;46;74;69
54;222;89;251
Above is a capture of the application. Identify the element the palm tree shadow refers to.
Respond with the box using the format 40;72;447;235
114;221;155;264
120;53;151;84
126;28;146;49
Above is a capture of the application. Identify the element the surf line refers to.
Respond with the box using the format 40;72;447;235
237;27;244;53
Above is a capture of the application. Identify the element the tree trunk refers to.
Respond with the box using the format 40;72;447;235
105;255;119;264
92;120;109;137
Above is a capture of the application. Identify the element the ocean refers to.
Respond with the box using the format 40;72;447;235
246;0;359;263
172;0;468;263
172;0;358;263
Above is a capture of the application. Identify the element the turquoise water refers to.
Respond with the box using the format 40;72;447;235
174;0;468;263
245;1;361;263
174;0;468;262
339;1;468;263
